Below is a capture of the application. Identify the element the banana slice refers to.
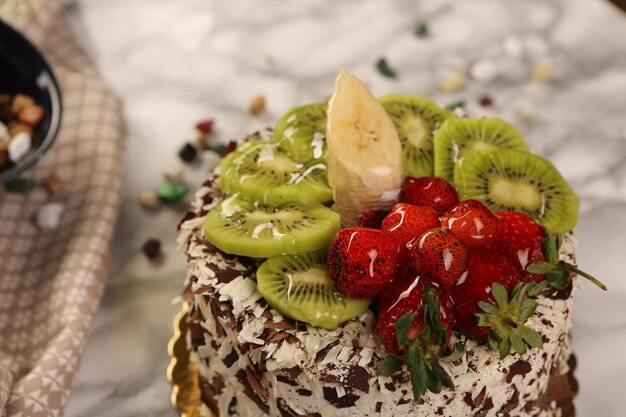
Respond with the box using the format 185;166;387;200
326;70;405;226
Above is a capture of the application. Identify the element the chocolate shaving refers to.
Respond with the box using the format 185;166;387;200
246;367;268;400
297;388;313;397
215;267;242;284
501;388;520;413
177;211;197;230
235;369;270;413
384;382;396;392
267;331;289;343
280;366;303;380
322;387;359;409
222;348;239;368
276;398;299;417
345;365;371;393
506;359;532;383
315;341;339;362
482;397;494;410
266;320;297;330
199;375;222;416
276;375;299;387
473;386;487;408
322;373;340;384
375;402;383;413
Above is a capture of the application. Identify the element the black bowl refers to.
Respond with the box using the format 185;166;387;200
0;19;62;184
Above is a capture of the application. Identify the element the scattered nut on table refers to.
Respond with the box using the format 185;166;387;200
138;190;160;209
249;95;266;116
42;173;65;197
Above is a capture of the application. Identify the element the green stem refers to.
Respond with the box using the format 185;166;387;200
561;262;607;291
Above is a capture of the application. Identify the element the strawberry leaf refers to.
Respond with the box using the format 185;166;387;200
476;283;544;359
408;346;428;400
396;312;418;350
377;355;403;377
519;298;538;321
422;285;447;347
430;358;454;389
546;270;569;290
498;335;512;359
510;333;526;355
492;283;509;310
543;231;559;264
526;261;557;274
529;234;607;292
478;301;499;315
440;342;466;362
518;325;543;349
526;281;549;297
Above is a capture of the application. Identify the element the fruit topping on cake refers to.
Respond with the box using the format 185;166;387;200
256;251;371;329
399;176;460;212
197;69;606;405
326;70;405;226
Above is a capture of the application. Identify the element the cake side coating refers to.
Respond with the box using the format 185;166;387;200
177;167;578;417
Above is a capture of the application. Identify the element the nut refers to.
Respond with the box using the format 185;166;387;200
11;94;35;114
8;121;33;137
249;95;266;117
42;173;65;197
138;190;160;209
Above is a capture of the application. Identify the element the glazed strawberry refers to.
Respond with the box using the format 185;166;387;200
496;212;547;282
376;277;453;352
358;210;389;228
327;227;400;298
376;279;458;400
441;199;499;247
400;177;459;212
408;228;467;290
376;276;425;355
381;203;440;248
450;248;521;340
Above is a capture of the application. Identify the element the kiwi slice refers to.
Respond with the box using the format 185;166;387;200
203;196;341;258
434;118;529;181
256;251;371;329
379;93;451;177
454;148;579;232
220;140;333;208
275;103;328;163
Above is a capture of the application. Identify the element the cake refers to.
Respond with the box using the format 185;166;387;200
177;71;602;417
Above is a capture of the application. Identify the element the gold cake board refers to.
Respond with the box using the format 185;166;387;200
167;303;203;417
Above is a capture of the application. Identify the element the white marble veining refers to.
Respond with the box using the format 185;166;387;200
62;0;626;416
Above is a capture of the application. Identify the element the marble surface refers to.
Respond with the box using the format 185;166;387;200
60;0;626;416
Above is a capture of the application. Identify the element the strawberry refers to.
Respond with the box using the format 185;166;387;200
450;248;521;340
408;228;467;290
376;279;460;401
381;203;441;248
495;212;547;282
376;275;425;355
400;177;459;212
441;199;499;247
358;210;389;228
327;227;400;298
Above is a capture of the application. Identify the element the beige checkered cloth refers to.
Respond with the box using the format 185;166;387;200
0;1;123;416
